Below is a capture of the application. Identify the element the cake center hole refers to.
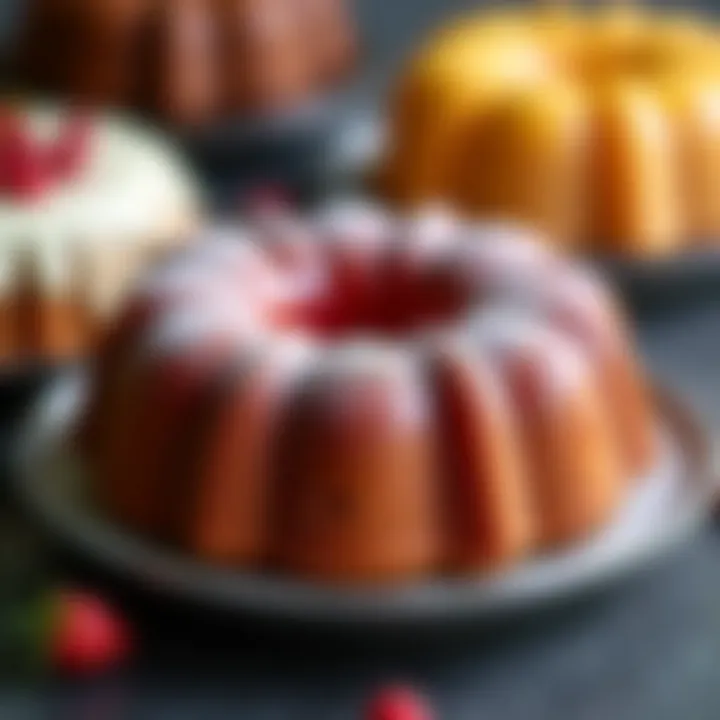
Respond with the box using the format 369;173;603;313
275;260;474;340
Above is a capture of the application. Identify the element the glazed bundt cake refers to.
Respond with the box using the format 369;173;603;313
16;0;357;127
378;5;720;256
80;202;657;584
0;104;197;363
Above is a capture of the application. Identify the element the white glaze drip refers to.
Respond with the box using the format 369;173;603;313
142;301;262;358
0;105;197;302
470;306;590;404
401;203;463;250
113;201;617;431
136;236;273;306
312;341;429;427
314;198;391;247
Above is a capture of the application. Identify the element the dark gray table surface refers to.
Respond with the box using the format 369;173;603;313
3;1;720;719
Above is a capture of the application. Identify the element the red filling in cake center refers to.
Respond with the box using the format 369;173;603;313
267;249;474;340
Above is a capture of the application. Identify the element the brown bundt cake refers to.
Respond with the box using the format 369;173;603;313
377;4;720;256
15;0;357;127
0;103;197;364
80;202;657;585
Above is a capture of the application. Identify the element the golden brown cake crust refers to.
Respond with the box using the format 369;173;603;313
17;0;357;126
272;359;443;583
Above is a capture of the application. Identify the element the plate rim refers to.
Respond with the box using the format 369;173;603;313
12;371;717;627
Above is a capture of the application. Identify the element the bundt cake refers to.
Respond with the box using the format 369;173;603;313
16;0;357;127
0;104;198;363
80;202;657;584
378;4;720;257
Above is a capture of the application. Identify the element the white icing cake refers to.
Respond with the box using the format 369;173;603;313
0;105;200;361
0;106;198;307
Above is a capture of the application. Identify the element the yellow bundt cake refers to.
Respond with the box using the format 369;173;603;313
378;4;720;257
79;202;657;585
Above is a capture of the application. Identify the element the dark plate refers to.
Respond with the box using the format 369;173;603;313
595;250;720;313
12;371;717;629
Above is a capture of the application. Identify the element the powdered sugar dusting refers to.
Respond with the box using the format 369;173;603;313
318;342;429;428
119;203;616;421
471;305;591;404
142;301;261;357
401;204;463;251
314;198;391;247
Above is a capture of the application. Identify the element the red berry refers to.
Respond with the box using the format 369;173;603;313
49;114;93;181
50;590;133;676
366;686;435;720
0;115;48;200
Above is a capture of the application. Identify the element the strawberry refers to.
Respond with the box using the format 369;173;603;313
49;590;133;676
0;113;48;200
365;685;436;720
49;113;93;181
